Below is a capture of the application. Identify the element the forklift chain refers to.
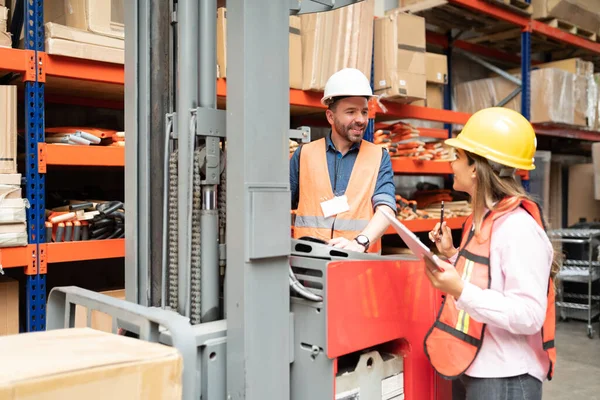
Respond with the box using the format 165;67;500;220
168;149;179;310
190;149;203;324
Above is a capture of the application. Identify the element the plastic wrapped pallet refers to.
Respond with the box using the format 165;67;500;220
454;68;594;128
0;223;27;248
0;198;26;225
300;0;374;91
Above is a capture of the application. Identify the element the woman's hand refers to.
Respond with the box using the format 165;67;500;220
424;255;465;300
428;221;457;259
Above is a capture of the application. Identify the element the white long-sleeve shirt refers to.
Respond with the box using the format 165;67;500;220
448;207;553;382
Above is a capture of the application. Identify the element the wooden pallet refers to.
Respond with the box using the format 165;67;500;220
482;0;532;17
466;28;567;54
396;0;500;32
538;17;598;42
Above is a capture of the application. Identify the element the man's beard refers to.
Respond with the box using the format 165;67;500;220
334;118;365;144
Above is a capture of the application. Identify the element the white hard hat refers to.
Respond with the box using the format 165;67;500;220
321;68;375;106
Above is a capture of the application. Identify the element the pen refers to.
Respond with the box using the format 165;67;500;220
438;201;444;235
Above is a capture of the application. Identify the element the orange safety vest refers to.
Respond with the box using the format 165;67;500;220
293;138;382;253
424;197;556;380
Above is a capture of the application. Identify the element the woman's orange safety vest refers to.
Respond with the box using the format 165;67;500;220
424;197;556;380
293;138;382;253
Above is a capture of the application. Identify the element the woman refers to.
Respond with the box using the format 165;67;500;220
422;107;559;400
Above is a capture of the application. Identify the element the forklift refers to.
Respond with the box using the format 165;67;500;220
45;1;449;399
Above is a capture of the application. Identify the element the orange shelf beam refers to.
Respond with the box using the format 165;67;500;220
392;158;453;174
386;216;468;235
44;54;124;84
0;245;36;269
47;239;125;264
379;103;471;125
44;144;124;167
0;48;34;76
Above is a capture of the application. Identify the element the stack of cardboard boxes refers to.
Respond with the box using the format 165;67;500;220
374;11;426;103
373;10;448;108
0;86;23;338
217;0;375;91
0;86;27;249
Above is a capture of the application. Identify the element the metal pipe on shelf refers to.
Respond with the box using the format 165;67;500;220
176;0;199;318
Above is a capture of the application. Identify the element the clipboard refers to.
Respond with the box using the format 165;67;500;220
382;212;445;272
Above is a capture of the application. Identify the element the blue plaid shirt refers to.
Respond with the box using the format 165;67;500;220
290;133;397;212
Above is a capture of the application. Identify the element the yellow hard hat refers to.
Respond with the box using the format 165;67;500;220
445;107;537;170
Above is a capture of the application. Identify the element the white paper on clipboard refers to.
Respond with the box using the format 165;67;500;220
383;212;444;272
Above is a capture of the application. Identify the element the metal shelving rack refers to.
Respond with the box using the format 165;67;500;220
549;229;600;338
1;0;599;331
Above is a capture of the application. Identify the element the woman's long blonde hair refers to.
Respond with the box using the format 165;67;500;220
465;151;561;279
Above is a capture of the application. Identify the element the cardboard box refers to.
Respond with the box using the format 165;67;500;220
0;86;16;174
374;11;426;102
0;328;183;399
549;161;563;229
0;277;18;336
414;83;445;108
0;173;20;186
425;52;448;84
593;73;600;131
64;0;124;39
217;8;304;89
455;68;592;127
74;289;125;332
289;15;303;90
532;0;600;35
0;5;7;32
300;0;374;91
0;31;9;48
568;164;600;226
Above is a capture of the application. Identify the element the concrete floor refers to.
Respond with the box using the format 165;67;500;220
544;321;600;399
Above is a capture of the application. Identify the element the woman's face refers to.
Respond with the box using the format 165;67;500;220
451;148;476;196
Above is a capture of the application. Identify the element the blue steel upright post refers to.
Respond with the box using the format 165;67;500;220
24;0;47;331
444;32;453;138
521;22;532;192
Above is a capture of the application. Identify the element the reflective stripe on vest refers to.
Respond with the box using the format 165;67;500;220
294;215;370;232
293;138;382;252
423;197;556;381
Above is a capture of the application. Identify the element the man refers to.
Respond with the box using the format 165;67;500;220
290;68;396;253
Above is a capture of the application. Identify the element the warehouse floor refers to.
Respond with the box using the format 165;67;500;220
544;321;600;399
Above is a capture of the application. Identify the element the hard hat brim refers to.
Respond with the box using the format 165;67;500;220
445;136;535;171
321;94;377;107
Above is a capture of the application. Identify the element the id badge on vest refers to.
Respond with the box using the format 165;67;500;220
320;195;350;218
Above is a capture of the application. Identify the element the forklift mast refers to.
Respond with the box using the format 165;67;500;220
46;1;449;399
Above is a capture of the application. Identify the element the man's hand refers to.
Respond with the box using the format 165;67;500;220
423;255;464;300
328;237;366;252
